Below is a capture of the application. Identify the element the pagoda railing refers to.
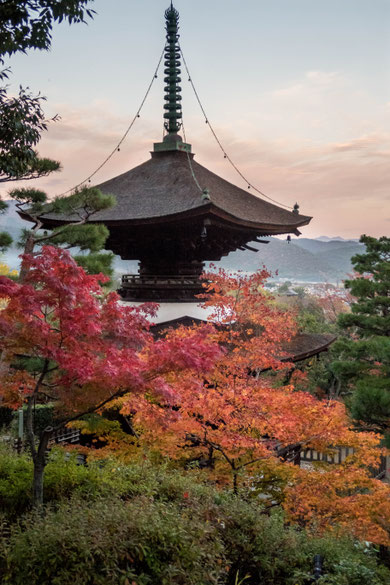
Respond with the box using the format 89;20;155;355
119;274;205;302
300;446;388;480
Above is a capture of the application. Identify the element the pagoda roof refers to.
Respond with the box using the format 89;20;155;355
39;150;311;235
281;332;337;362
34;3;311;238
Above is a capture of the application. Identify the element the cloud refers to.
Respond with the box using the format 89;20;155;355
271;70;343;98
3;96;389;240
305;71;340;85
329;134;388;153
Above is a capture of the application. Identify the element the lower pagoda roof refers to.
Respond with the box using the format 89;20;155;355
37;149;311;236
280;333;337;363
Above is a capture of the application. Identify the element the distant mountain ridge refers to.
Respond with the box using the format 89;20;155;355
0;200;363;282
217;237;364;283
316;235;359;243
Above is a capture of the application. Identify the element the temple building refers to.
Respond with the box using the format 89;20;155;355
31;3;335;360
38;6;310;307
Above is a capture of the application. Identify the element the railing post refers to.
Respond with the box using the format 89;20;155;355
15;407;24;454
313;554;323;580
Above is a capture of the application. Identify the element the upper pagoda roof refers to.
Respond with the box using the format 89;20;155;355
39;149;311;235
34;2;311;238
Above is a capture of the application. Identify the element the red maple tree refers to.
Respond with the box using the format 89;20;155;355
0;246;220;505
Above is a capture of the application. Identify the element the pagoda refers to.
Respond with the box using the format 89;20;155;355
36;3;311;311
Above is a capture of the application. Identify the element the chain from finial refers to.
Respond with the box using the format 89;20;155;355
163;3;182;134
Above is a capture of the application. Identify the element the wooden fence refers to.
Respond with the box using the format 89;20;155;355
301;447;389;480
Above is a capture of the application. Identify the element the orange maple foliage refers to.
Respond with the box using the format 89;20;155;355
123;269;390;545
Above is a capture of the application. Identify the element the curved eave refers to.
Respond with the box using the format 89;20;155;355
25;202;311;237
281;333;337;363
150;318;336;361
25;149;312;235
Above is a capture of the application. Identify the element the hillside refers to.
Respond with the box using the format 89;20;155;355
0;200;363;282
218;239;340;281
218;237;364;282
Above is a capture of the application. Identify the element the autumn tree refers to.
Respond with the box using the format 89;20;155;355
0;246;220;506
124;268;390;545
332;235;390;440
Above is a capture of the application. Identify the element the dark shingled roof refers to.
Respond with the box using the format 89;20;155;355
39;150;311;234
281;333;337;362
152;321;336;361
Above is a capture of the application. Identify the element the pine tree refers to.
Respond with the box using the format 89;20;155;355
332;235;390;439
11;186;115;281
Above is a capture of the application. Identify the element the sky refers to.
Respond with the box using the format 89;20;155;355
4;0;390;239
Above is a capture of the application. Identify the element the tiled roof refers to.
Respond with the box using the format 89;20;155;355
39;150;311;234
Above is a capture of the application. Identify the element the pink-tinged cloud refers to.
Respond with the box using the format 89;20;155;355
3;95;389;241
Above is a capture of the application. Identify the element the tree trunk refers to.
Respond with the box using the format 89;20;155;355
33;458;45;507
32;427;53;508
19;235;35;282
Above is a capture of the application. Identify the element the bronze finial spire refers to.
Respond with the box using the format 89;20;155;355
163;2;182;134
154;3;191;153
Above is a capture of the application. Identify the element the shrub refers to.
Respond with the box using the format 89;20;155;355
0;448;32;519
2;496;225;585
0;447;215;519
0;449;389;584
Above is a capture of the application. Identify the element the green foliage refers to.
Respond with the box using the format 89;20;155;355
0;230;12;252
50;187;115;215
0;403;56;440
332;236;390;434
296;307;335;334
29;404;55;436
293;286;306;299
217;501;389;585
0;86;60;183
315;539;390;585
0;451;389;584
50;223;110;252
340;235;390;338
0;447;33;519
2;495;224;585
0;0;95;59
10;187;47;205
74;252;114;279
9;186;116;259
0;0;95;213
277;281;292;294
296;354;339;399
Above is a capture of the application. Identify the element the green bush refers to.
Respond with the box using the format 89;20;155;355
2;496;225;585
0;447;215;518
2;492;389;585
0;448;32;519
0;448;389;584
